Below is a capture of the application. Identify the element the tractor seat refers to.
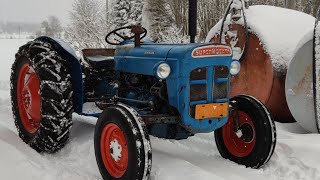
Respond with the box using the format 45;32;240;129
82;49;115;69
85;55;115;68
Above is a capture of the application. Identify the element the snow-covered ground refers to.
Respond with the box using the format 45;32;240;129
2;39;320;180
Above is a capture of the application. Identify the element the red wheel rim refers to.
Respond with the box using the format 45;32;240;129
222;111;256;157
100;123;128;178
17;64;41;134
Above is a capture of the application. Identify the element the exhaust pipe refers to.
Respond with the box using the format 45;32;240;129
189;0;198;43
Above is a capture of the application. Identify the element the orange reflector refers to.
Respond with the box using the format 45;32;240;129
195;103;229;120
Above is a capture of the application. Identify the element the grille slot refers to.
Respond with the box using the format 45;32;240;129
213;82;228;99
190;84;207;102
215;66;229;78
190;67;207;80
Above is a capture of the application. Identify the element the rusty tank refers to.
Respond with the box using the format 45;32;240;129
209;24;293;123
206;5;316;123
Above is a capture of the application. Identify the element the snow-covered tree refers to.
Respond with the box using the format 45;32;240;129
36;16;63;38
65;0;109;50
144;0;175;41
64;0;320;47
48;16;63;38
112;0;144;28
159;25;189;43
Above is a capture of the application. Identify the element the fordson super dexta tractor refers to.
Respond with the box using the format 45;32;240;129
10;0;276;179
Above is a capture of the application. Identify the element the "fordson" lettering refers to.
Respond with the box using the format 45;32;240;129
192;45;232;58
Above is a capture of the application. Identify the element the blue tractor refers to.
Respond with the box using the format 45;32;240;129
10;1;276;179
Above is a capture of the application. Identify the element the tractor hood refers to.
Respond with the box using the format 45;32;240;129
115;43;206;59
114;42;232;76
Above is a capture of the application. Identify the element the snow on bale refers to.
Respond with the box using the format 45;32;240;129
206;5;315;123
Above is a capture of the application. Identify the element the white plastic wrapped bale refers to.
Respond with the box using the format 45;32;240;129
286;21;320;133
285;30;316;133
206;5;315;123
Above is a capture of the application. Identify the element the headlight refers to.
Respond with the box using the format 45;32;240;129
230;60;241;76
154;62;171;80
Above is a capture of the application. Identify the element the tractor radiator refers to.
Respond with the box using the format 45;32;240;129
189;66;229;118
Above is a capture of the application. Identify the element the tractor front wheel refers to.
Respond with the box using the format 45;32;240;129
215;95;276;168
94;105;152;180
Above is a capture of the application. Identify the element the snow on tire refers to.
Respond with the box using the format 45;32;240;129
94;105;152;180
10;40;73;153
215;95;276;168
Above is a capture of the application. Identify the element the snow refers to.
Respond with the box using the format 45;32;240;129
0;39;31;81
2;38;320;179
0;33;33;39
206;5;316;72
230;0;243;10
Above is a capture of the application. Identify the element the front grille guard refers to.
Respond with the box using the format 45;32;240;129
189;66;229;118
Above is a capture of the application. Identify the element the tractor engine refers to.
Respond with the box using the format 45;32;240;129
117;73;170;114
83;62;171;115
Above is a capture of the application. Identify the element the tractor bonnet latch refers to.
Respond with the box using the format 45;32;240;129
131;25;145;47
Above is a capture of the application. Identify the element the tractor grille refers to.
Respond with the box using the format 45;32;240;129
190;84;207;101
189;66;229;118
214;66;229;78
190;67;207;80
213;82;228;99
213;65;229;100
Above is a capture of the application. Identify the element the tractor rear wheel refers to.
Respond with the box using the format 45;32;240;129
215;95;276;168
94;105;152;180
10;40;73;153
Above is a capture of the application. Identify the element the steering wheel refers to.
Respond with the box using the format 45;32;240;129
105;26;147;45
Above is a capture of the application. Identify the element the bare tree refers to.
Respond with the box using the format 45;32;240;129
168;0;189;36
313;0;320;17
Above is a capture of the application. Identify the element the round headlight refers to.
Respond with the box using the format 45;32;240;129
230;60;241;76
154;62;171;80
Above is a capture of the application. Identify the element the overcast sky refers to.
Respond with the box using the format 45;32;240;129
0;0;74;24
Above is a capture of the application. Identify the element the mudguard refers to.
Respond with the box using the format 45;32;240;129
35;36;83;114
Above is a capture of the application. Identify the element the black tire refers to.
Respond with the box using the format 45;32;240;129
10;40;73;153
94;105;152;180
215;95;276;168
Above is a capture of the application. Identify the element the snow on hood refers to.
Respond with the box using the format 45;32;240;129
206;5;316;71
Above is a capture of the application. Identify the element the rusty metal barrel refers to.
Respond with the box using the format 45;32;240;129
206;5;316;123
209;24;293;123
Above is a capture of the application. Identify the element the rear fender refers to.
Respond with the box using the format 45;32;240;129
35;36;83;114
